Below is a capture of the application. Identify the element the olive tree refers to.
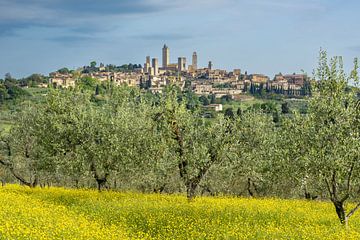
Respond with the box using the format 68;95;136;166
231;110;278;197
0;105;48;187
293;51;360;226
157;87;235;200
13;87;158;190
81;87;160;191
276;112;321;199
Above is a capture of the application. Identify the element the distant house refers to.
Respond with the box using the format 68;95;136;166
283;73;307;86
49;72;75;88
249;74;269;83
38;83;48;88
204;104;223;112
194;84;213;95
273;73;286;82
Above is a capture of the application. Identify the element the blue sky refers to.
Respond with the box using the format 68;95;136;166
0;0;359;78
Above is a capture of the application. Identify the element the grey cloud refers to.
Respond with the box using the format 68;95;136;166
0;0;175;20
0;23;21;37
54;0;164;15
131;33;193;41
0;0;177;35
47;35;98;44
244;0;326;12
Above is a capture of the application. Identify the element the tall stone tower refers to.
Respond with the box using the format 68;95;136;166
208;61;213;70
192;52;197;70
162;44;169;69
152;58;159;76
178;57;187;71
144;56;151;73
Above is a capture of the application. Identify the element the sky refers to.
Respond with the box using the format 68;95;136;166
0;0;360;78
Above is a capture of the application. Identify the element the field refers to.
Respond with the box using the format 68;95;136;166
221;96;308;114
1;185;360;239
0;87;49;133
0;120;12;133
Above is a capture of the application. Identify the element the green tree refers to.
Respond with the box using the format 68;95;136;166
199;95;209;106
260;102;277;114
272;110;280;123
20;74;46;87
221;94;232;104
289;51;360;226
95;85;100;96
17;86;159;190
158;87;234;200
0;85;8;104
57;68;70;74
4;73;14;82
281;102;290;114
0;105;48;187
275;112;319;199
90;61;97;68
184;90;200;110
224;108;234;119
76;76;99;92
209;94;216;104
236;108;242;117
232;111;276;197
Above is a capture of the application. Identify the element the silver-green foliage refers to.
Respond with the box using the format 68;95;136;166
283;50;360;225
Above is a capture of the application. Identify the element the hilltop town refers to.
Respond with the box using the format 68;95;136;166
50;44;311;99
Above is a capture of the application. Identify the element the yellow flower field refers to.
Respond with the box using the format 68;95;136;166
0;185;360;239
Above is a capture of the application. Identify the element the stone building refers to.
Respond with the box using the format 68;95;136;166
208;61;213;70
178;57;187;71
192;52;198;70
284;74;307;86
162;44;170;69
143;56;151;73
152;58;159;76
49;72;75;88
249;74;269;83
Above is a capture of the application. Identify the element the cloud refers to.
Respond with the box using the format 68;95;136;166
47;35;98;45
47;0;168;16
0;0;178;35
0;0;169;18
0;23;21;37
246;0;326;11
130;33;193;41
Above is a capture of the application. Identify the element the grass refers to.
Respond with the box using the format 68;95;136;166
0;87;49;133
1;184;360;239
0;109;15;134
222;98;278;113
0;120;12;133
223;98;269;110
285;98;308;113
221;96;308;114
25;87;50;95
